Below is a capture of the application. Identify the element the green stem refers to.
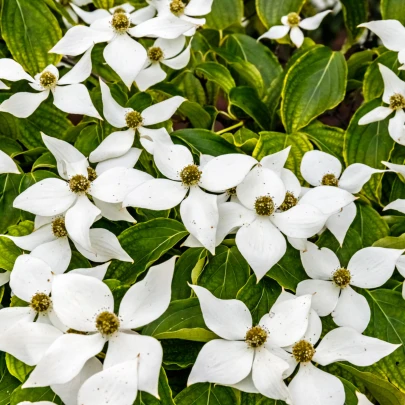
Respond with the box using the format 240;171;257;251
216;121;244;135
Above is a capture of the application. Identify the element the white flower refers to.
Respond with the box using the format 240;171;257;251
0;55;100;119
13;134;149;253
296;241;404;332
135;36;191;91
0;149;19;174
358;20;405;70
259;10;332;48
56;0;94;27
22;257;176;401
89;80;185;163
131;0;214;39
300;150;383;245
358;64;405;145
188;285;316;403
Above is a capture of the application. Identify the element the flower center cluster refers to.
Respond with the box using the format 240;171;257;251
180;164;201;186
69;174;91;194
245;326;268;348
287;12;300;27
52;217;68;238
254;196;274;216
95;311;120;336
332;268;351;288
389;93;405;110
170;0;186;15
226;187;237;196
87;167;97;182
148;47;165;62
111;12;130;33
40;71;57;89
125;110;144;129
292;340;315;363
30;293;52;313
279;192;298;211
321;173;339;187
113;7;126;14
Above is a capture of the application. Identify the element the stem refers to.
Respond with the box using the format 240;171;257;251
215;121;244;135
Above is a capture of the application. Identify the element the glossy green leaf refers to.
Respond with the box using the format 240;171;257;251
5;354;33;383
195;62;235;94
0;237;22;272
175;383;238;405
10;386;62;405
340;0;368;43
93;0;114;8
256;0;305;28
381;0;405;25
0;368;19;405
205;0;243;30
222;128;259;154
0;174;22;234
241;393;287;405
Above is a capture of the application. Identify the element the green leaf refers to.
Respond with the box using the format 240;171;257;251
175;383;238;405
93;0;114;8
223;128;259;154
10;385;62;405
195;62;236;94
6;220;33;237
32;152;57;171
161;339;204;369
106;219;188;284
205;0;243;30
229;87;272;130
198;245;250;299
256;0;305;28
142;298;217;342
282;46;347;133
345;99;395;205
179;101;212;130
340;0;368;43
241;393;287;404
237;275;281;324
381;0;405;26
0;237;22;271
6;354;33;383
0;173;22;234
0;368;19;405
2;0;62;75
373;234;405;249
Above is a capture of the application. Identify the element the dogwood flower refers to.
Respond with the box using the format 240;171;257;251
296;241;404;332
358;64;405;144
89;80;185;164
135;36;191;91
259;10;332;48
0;54;100;119
0;149;19;174
300;150;383;245
130;0;214;39
23;257;175;402
188;285;315;403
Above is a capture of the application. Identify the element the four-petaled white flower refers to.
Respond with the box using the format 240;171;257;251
297;241;404;332
259;10;332;48
0;55;100;119
359;64;405;145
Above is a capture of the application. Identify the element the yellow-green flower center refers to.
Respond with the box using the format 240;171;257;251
31;293;52;313
332;268;351;288
321;173;339;187
287;12;300;27
40;71;57;89
170;0;186;15
95;311;120;336
226;187;237;196
113;7;126;14
245;326;268;348
111;12;130;33
279;191;298;211
292;340;315;363
87;167;97;182
69;174;91;194
254;196;275;216
180;164;201;186
148;47;165;62
389;93;405;110
52;217;68;238
125;110;143;129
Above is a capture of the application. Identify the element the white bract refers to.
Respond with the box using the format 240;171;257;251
56;0;94;26
296;241;404;332
188;285;315;403
358;64;405;144
0;149;19;174
259;10;332;48
22;257;176;405
300;150;383;244
0;55;100;119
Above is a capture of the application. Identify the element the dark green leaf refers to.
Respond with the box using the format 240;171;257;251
175;383;238;405
381;0;405;26
205;0;243;30
195;62;236;94
256;0;305;28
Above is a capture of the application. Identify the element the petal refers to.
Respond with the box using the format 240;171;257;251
141;95;185;125
300;150;342;187
78;360;138;405
93;198;135;222
76;228;133;263
303;309;323;344
0;322;63;366
0;90;48;118
0;307;35;334
42;133;85;167
261;294;312;347
358;106;392;125
396;255;405;278
153;142;193;180
95;148;142;174
99;79;127;128
70;262;110;280
0;149;19;174
0;271;10;287
358;20;405;52
229;373;259;393
90;167;153;203
325;202;357;246
260;146;291;174
237;166;286;210
123;178;188;210
184;0;213;16
188;339;254;385
104;35;147;88
290;27;305;47
296;280;340;317
70;3;111;24
289;363;345;405
383;160;405;177
135;62;167;91
280;168;301;197
10;255;53;301
388;109;405;144
162;44;191;69
58;47;93;85
348;247;404;288
190;284;252;340
299;10;332;30
105;333;162;397
0;58;33;82
130;5;157;24
24;333;106;387
199;154;257;193
65;195;101;251
380;63;405;104
138;126;173;155
180;186;219;254
119;257;175;328
300;241;339;279
314;326;400;366
332;286;370;333
252;348;291;402
356;392;374;405
4;223;55;250
236;218;287;281
52;273;114;332
259;25;290;40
